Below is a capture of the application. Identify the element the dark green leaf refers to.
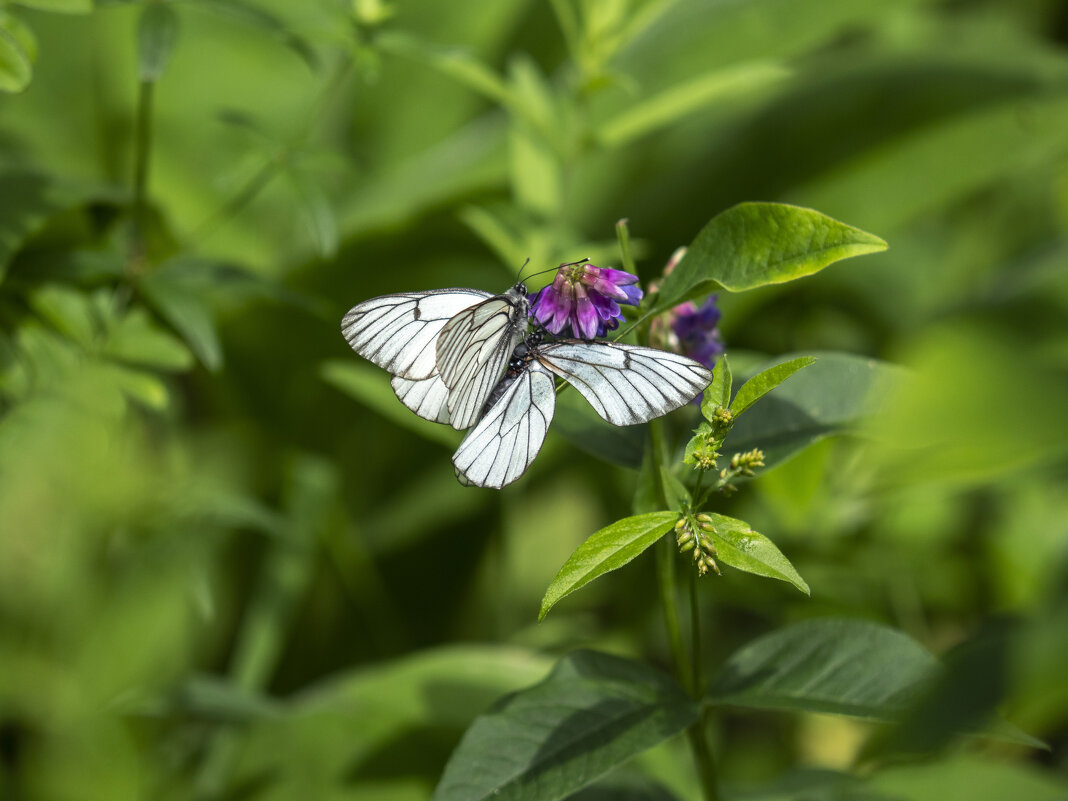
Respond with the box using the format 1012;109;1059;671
568;775;682;801
540;512;676;620
553;388;645;469
709;618;936;718
321;359;461;449
432;650;696;801
703;513;808;594
700;353;732;418
137;3;179;82
723;351;902;469
730;356;815;417
653;203;886;312
140;266;223;371
659;468;690;512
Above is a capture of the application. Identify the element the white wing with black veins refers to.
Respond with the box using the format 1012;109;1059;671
537;341;713;426
452;360;556;489
341;289;492;381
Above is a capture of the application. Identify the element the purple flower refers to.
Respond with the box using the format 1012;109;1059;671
529;262;643;339
671;296;724;369
649;248;724;372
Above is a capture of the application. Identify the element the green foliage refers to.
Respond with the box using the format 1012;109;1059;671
1;1;1066;800
431;650;696;801
651;203;887;313
540;511;676;620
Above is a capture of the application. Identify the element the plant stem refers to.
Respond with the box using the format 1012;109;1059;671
687;707;722;801
689;568;702;696
129;78;155;268
656;534;691;692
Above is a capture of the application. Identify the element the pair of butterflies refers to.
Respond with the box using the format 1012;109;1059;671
341;275;714;488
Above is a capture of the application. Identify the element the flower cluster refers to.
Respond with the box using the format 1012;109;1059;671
529;261;642;339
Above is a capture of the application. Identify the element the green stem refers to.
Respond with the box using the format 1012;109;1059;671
686;572;722;800
132;79;154;218
656;533;691;692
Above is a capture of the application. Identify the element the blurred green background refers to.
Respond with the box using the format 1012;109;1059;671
1;0;1067;799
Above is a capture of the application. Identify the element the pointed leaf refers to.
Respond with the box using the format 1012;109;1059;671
700;353;732;419
540;512;676;620
137;2;179;82
432;650;696;801
730;355;815;417
0;24;31;94
709;618;937;718
703;513;808;594
653;203;886;312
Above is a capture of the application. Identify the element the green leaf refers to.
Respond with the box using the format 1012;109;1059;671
139;268;223;372
540;511;676;620
723;351;903;469
0;171;125;280
703;513;808;594
192;0;318;71
659;468;690;513
553;388;645;469
104;308;194;372
599;61;789;148
700;353;732;418
137;2;179;82
432;650;696;801
652;203;886;312
320;359;461;449
0;22;32;94
30;285;98;348
708;618;937;718
730;355;815;417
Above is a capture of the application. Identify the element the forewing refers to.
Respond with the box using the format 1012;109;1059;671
538;341;713;426
341;289;491;380
452;362;556;489
390;374;451;425
436;294;527;430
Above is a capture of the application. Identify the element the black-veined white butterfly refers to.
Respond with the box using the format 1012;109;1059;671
452;329;714;488
341;281;530;430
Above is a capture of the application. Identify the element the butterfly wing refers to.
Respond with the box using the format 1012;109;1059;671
452;360;556;489
537;341;713;425
341;289;492;381
436;288;529;430
390;373;451;425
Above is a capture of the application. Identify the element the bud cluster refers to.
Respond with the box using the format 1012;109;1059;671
717;448;766;493
674;514;721;577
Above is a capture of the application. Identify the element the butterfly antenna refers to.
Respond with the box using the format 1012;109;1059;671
519;257;590;284
514;258;531;282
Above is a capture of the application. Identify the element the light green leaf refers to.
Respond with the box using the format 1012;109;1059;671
137;2;179;82
192;0;317;70
376;30;511;107
730;355;815;417
540;512;676;620
30;285;98;348
700;353;732;418
104;308;194;372
432;650;696;801
652;203;886;312
709;618;936;718
600;61;789;148
320;359;461;449
659;468;690;512
704;513;808;594
0;23;32;94
723;351;903;469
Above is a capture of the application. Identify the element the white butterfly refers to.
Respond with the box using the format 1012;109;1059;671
341;282;530;430
452;331;714;489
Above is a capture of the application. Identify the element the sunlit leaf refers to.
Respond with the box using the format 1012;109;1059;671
432;650;696;801
652;203;886;312
700;354;731;417
540;511;676;620
702;513;808;594
730;356;815;417
0;18;32;94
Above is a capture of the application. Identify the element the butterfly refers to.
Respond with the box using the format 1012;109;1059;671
452;328;714;488
341;281;531;430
